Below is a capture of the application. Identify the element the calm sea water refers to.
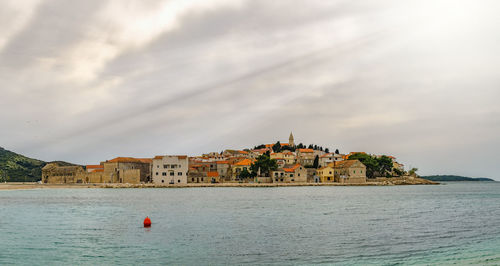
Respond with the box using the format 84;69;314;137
1;182;499;265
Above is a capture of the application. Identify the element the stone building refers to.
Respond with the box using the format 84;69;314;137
317;165;335;183
270;164;307;183
229;158;253;181
332;160;367;183
102;157;152;183
152;155;188;184
42;164;86;184
296;148;315;166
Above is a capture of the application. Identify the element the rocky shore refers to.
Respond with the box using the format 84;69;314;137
0;177;438;190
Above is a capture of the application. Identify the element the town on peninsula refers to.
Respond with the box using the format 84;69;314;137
37;133;436;187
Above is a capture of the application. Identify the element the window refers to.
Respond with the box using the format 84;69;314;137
156;172;158;176
275;173;278;177
157;165;159;168
298;174;300;176
192;178;194;182
275;179;278;182
327;177;331;181
178;172;182;176
291;179;294;182
170;172;174;176
163;165;168;169
290;174;294;177
280;179;284;182
201;178;204;182
172;165;177;169
162;180;164;183
178;179;180;183
162;172;166;176
354;170;356;174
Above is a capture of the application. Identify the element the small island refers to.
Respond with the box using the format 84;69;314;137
1;133;438;188
421;175;495;182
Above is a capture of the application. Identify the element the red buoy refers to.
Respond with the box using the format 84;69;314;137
144;216;152;227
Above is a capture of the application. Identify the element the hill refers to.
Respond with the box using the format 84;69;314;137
0;147;78;182
421;175;495;182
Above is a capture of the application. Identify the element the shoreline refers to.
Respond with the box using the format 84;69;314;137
0;178;438;190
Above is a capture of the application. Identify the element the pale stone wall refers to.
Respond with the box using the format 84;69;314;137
152;156;188;184
121;169;141;184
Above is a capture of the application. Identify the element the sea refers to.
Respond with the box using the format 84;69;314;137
1;182;499;265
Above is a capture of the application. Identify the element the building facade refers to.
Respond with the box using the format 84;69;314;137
152;155;188;184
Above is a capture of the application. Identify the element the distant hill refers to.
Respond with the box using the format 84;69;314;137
421;175;495;182
0;147;78;182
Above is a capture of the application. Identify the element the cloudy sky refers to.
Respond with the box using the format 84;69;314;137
1;0;499;179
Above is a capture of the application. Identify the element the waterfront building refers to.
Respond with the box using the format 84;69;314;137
317;165;335;183
270;164;307;183
332;160;367;183
215;160;231;181
230;158;253;180
102;157;152;183
152;155;188;184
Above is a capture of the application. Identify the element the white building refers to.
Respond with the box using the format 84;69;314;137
319;153;344;167
152;155;189;184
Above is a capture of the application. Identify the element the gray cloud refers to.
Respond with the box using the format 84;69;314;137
0;0;499;179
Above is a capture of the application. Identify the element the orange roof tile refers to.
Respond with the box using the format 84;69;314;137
86;165;103;169
93;169;104;172
298;149;314;153
234;159;252;166
207;171;219;177
107;157;150;164
283;163;301;173
216;161;229;164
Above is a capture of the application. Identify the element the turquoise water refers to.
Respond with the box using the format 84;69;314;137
1;182;499;265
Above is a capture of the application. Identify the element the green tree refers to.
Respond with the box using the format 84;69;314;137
393;167;404;176
238;169;252;180
335;149;340;154
378;156;393;177
272;141;282;153
250;153;278;177
408;168;419;177
313;155;319;169
347;153;378;178
325;148;330;153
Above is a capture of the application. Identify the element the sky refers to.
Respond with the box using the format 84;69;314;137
1;0;499;180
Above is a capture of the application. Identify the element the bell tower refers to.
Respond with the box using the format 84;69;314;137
289;132;295;147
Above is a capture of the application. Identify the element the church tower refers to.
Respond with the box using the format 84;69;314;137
289;132;295;147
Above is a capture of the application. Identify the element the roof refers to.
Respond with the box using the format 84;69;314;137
298;148;314;153
93;169;104;172
207;171;219;177
106;157;150;164
216;160;229;164
283;163;302;173
265;143;290;148
86;165;103;169
329;160;364;169
153;155;187;160
234;159;252;166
